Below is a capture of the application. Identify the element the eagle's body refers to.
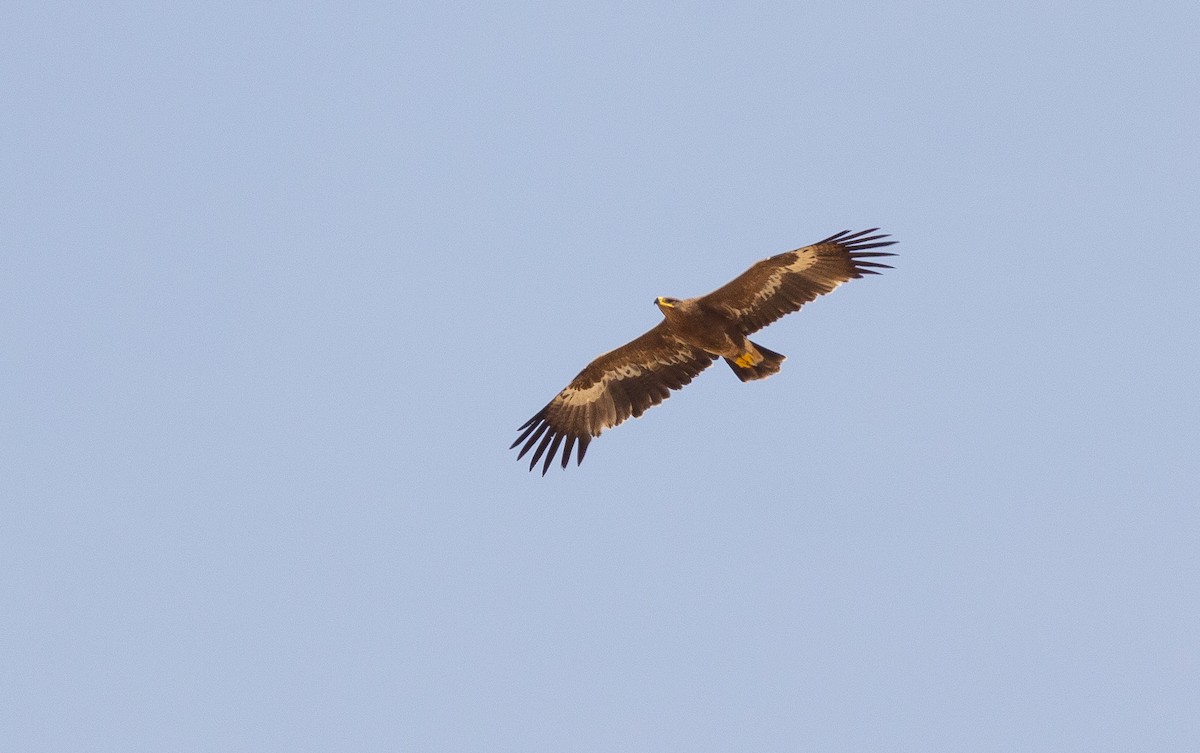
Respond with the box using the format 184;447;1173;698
512;229;896;474
655;297;783;379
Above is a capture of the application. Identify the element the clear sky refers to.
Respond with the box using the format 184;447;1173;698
4;2;1198;751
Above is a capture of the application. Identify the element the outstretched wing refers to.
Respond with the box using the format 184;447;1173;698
698;229;896;335
511;322;716;474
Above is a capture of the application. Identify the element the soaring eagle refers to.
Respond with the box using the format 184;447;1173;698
511;228;896;474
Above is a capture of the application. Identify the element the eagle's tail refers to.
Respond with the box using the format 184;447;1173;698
725;341;786;382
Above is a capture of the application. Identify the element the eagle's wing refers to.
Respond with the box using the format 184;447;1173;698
698;229;896;335
511;322;716;474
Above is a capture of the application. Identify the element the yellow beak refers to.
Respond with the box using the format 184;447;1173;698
655;297;673;308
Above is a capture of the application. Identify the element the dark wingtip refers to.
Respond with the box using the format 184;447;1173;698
513;405;596;475
848;241;897;252
511;409;546;450
516;420;549;460
541;434;565;476
528;430;555;472
816;228;898;254
816;229;852;244
561;435;576;470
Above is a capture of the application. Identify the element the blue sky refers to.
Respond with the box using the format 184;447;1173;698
4;2;1198;750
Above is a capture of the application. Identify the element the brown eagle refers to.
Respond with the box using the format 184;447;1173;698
511;228;896;474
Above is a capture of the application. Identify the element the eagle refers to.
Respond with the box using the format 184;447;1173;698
511;228;896;474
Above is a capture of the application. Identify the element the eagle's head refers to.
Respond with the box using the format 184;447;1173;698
655;296;681;312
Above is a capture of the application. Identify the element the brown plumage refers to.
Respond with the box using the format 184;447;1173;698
511;229;896;474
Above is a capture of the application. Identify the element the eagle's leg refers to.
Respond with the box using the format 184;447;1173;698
733;349;763;368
